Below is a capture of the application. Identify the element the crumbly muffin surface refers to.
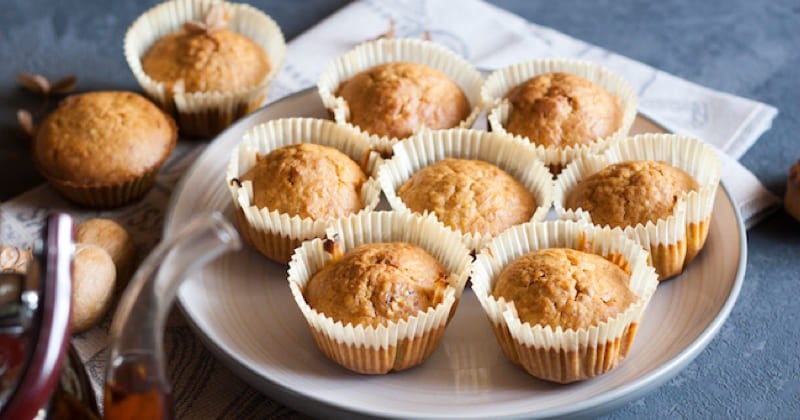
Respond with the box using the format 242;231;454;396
142;28;270;93
239;143;366;220
492;248;635;331
504;72;622;148
34;91;176;185
336;62;471;138
565;160;699;228
397;158;536;236
304;242;449;327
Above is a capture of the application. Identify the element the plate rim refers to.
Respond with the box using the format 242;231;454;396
164;87;747;419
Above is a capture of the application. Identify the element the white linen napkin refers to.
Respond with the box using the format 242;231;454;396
270;0;780;228
0;1;781;418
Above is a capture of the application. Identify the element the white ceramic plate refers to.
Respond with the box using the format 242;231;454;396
166;88;746;419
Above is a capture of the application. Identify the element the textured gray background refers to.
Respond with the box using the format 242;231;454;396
1;0;799;418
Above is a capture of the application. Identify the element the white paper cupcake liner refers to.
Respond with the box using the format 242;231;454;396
470;220;658;383
554;133;720;278
287;211;472;374
125;0;286;136
481;59;637;172
317;38;484;155
226;118;382;263
377;128;554;251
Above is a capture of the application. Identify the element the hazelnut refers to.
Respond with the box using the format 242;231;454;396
76;218;135;289
71;244;116;334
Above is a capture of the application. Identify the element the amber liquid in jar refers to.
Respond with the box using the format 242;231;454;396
103;356;173;420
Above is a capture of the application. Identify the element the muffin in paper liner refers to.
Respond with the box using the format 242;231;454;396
481;59;637;174
317;38;484;155
377;128;555;251
554;133;721;279
226;118;382;264
124;0;286;137
287;211;472;374
470;220;658;384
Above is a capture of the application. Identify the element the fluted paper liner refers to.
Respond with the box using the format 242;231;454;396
42;166;161;209
287;211;472;374
481;59;637;173
377;128;555;251
470;220;658;383
226;118;382;263
125;0;286;137
554;133;720;279
317;38;484;155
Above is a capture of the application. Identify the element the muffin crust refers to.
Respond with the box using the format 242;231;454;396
142;28;271;93
239;143;366;220
397;158;536;236
565;160;699;228
492;248;635;331
304;242;449;327
336;62;471;138
504;72;621;148
34;91;176;186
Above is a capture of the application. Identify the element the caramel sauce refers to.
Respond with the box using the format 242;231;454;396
102;359;172;420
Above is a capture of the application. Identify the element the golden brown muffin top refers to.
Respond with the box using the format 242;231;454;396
304;242;449;327
504;72;622;148
142;28;270;93
33;91;177;185
238;143;367;220
397;158;536;236
336;62;471;138
565;160;699;228
492;248;635;331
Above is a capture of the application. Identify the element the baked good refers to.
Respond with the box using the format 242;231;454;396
304;242;448;328
76;218;136;289
785;160;800;222
335;62;471;139
378;128;554;250
288;211;471;374
126;0;286;137
318;38;483;154
71;244;116;334
227;118;382;264
33;91;177;208
564;160;699;229
142;29;270;96
471;220;658;384
555;133;720;280
396;158;536;236
482;59;637;173
503;73;622;148
492;248;636;331
238;143;366;220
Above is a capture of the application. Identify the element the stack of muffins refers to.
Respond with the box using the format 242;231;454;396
226;35;721;382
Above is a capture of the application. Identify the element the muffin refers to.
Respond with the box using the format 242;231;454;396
288;211;472;374
239;144;366;220
785;160;800;222
564;160;699;229
227;118;382;263
482;59;637;173
492;248;636;331
304;242;449;328
33;91;177;208
335;62;471;139
125;0;286;137
503;73;622;148
378;128;554;250
397;158;536;236
471;220;658;384
555;133;720;280
318;38;483;154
